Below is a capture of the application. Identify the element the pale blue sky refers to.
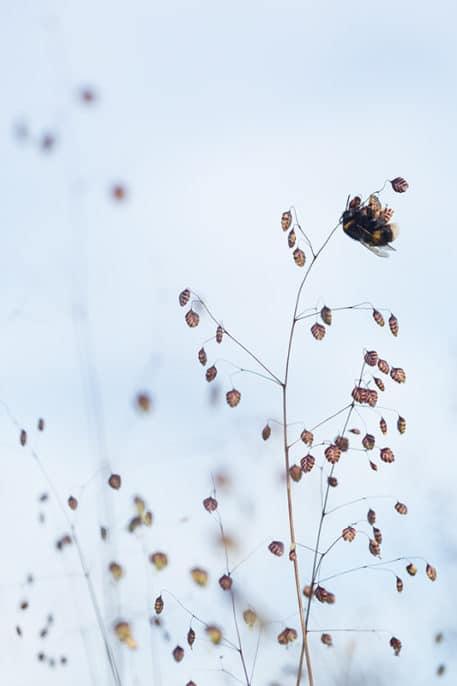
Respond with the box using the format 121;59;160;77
0;1;455;684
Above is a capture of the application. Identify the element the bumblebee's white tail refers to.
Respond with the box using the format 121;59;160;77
390;223;400;240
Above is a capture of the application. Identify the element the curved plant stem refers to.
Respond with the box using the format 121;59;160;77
281;222;341;686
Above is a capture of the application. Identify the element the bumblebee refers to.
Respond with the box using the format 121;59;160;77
342;195;399;257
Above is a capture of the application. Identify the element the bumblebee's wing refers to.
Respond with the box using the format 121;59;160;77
360;241;395;258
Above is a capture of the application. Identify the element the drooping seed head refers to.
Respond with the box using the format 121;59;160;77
378;358;390;374
325;444;341;464
390;367;406;383
390;177;409;193
289;464;302;482
362;434;375;450
262;424;271;440
342;526;356;542
397;416;406;434
203;496;218;513
311;322;326;340
179;289;191;307
367;509;376;525
372;309;385;327
300;454;316;473
185;309;200;328
389;313;399;336
206;366;217;382
288;229;296;248
380;447;394;463
293;248;306;267
198;347;207;365
395;501;408;515
364;350;378;366
268;540;284;557
218;574;233;591
320;306;332;326
379;417;387;434
281;211;292;231
226;389;241;407
390;636;402;655
216;325;224;343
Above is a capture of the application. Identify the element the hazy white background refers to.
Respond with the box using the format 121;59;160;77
0;0;455;684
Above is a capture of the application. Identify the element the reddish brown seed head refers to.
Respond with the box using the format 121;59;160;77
342;526;356;542
185;309;200;328
150;552;168;570
372;309;385;327
203;496;218;512
198;347;207;365
395;501;408;515
374;377;385;391
172;645;184;662
226;389;241;407
303;585;312;598
301;429;314;445
179;289;191;306
369;460;378;471
397;416;406;434
111;184;127;201
390;636;402;655
327;476;338;487
325;444;341;464
406;562;417;576
378;358;390;374
367;389;378;407
108;474;122;490
311;322;326;340
37;418;45;431
68;496;78;511
426;563;437;581
379;417;387;434
262;424;271;440
288;229;296;248
391;367;406;383
268;540;284;556
154;595;164;614
369;539;381;557
289;464;302;482
187;628;196;647
367;508;376;525
389;313;399;336
396;576;404;593
300;454;316;473
20;429;27;446
364;350;378;366
206;366;217;382
281;211;292;231
321;633;333;646
218;574;233;591
349;427;361;434
380;447;395;463
320;306;332;326
216;325;224;343
335;435;349;451
293;248;306;267
362;434;375;450
277;627;297;644
373;527;382;544
390;177;409;193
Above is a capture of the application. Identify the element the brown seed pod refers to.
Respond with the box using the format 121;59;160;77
364;350;378;366
205;365;217;382
335;436;349;451
100;526;108;541
289;464;302;482
374;377;385;391
396;576;404;593
362;434;375;450
406;562;417;576
293;248;306;267
143;509;153;526
303;585;312;598
349;427;361;435
198;347;207;366
437;665;446;676
426;563;437;581
20;429;27;446
321;633;333;646
289;547;297;561
314;586;329;603
190;568;208;586
391;176;409;193
367;509;376;525
268;540;284;557
218;574;233;591
288;229;296;248
324;444;341;464
397;416;406;434
68;496;78;511
389;313;399;336
281;210;292;231
367;389;378;407
108;474;122;490
300;454;315;473
226;389;241;407
37;418;45;431
205;626;222;644
154;595;164;614
187;628;196;648
390;367;406;383
300;429;313;445
380;447;394;463
172;645;184;662
373;527;382;544
342;526;356;542
109;562;123;581
136;392;152;412
372;309;385;327
185;309;200;328
216;325;224;343
395;501;408;515
203;496;218;512
379;417;387;434
243;609;257;627
369;539;381;557
278;627;297;645
320;306;332;326
114;620;137;649
326;592;336;604
179;289;191;307
351;386;369;403
369;460;378;471
377;359;390;374
311;322;326;340
111;184;127;202
150;552;168;570
390;636;402;656
327;476;338;487
262;424;271;440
